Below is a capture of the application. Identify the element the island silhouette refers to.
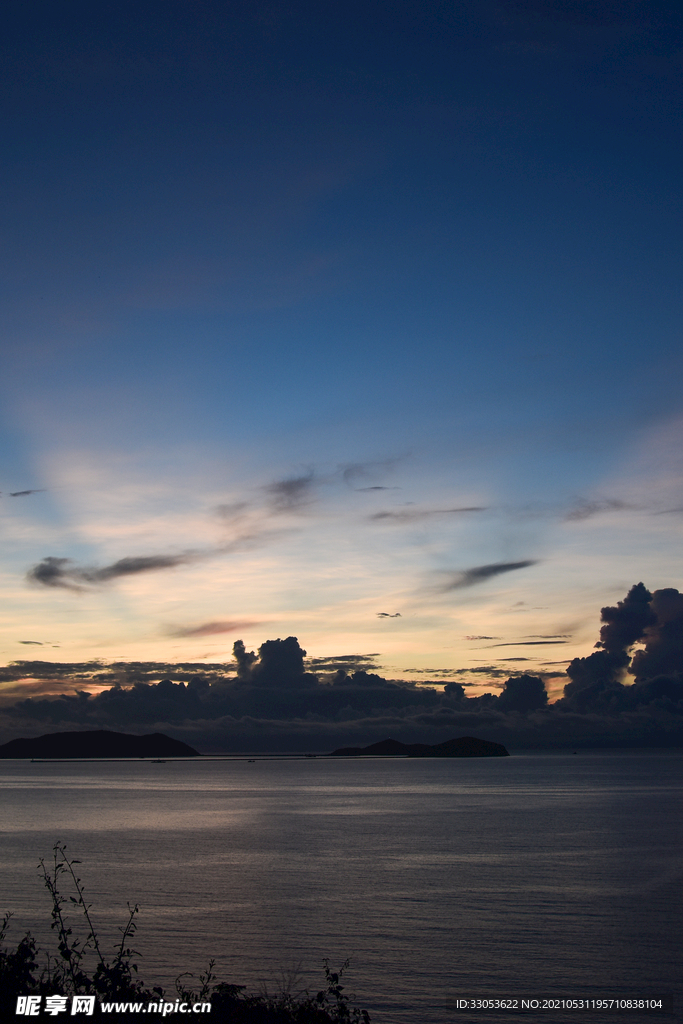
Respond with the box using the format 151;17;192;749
0;729;199;759
330;736;509;757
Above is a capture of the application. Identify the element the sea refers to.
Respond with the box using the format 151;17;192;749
1;750;681;1023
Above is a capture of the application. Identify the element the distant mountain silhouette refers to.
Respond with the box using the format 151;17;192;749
330;736;509;757
0;730;199;759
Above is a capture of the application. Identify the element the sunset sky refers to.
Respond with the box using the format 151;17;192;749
2;0;682;703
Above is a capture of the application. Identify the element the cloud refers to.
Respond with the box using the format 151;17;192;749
305;654;382;674
483;640;569;647
26;557;83;591
370;507;486;523
266;472;316;511
448;666;517;677
27;553;198;590
341;459;400;488
377;612;401;618
26;524;279;592
631;588;683;681
403;667;476;678
166;620;258;638
18;641;43;646
465;635;500;640
232;636;319;688
598;582;657;654
215;501;250;522
561;583;683;713
1;585;682;751
2;586;683;750
497;674;548;713
564;498;632;522
438;560;538;591
7;489;46;497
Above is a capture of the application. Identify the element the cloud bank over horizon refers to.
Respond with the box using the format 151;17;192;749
1;585;681;752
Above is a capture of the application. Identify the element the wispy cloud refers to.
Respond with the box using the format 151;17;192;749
305;653;381;673
481;640;569;648
371;506;486;523
563;498;632;522
27;553;199;591
166;620;258;638
25;494;288;593
341;459;400;488
437;560;538;591
266;472;316;511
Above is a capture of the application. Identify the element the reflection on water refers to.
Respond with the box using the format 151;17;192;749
1;751;681;1023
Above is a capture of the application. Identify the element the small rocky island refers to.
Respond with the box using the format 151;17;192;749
0;729;199;759
331;736;509;757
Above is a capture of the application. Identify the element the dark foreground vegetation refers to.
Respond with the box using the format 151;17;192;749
0;844;370;1022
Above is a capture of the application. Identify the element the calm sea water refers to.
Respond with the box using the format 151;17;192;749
1;751;681;1023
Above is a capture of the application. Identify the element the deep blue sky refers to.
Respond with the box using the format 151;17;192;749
1;0;682;683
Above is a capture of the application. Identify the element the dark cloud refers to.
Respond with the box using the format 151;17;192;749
371;507;485;523
306;653;381;673
27;527;278;591
394;668;465;678
18;641;43;646
597;582;656;654
631;589;683;681
27;553;197;590
232;640;258;681
377;612;401;618
330;669;406;690
497;674;548;713
87;554;194;582
26;557;80;590
8;489;46;497
341;459;399;488
483;640;569;647
252;637;314;687
564;498;632;522
266;472;315;511
2;586;682;750
439;560;538;591
233;636;319;688
465;636;500;640
167;620;257;638
562;583;683;714
449;666;514;677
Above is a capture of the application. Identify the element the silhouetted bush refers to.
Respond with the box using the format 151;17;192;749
1;844;370;1022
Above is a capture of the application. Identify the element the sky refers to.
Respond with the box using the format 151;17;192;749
1;1;683;747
